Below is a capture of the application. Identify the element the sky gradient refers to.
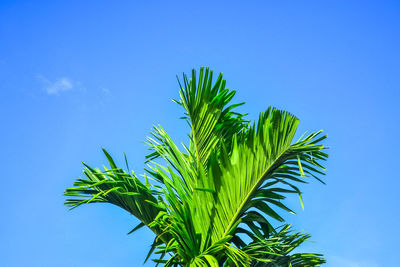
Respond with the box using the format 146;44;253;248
1;1;399;266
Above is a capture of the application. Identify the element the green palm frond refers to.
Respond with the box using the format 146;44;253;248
243;225;325;266
190;107;327;247
174;67;248;167
64;67;328;266
64;149;166;240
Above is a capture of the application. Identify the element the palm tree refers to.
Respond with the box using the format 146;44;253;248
65;67;328;266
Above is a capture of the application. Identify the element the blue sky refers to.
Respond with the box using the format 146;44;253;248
1;1;399;266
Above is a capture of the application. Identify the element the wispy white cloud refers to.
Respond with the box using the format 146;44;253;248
37;75;75;95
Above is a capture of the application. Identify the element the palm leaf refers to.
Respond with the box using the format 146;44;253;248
243;225;326;266
64;149;167;241
174;67;248;168
190;108;327;247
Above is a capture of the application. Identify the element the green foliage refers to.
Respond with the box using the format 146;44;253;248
65;67;328;266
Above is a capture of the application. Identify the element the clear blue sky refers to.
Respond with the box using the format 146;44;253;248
1;1;399;266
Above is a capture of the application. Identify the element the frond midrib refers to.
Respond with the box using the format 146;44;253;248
220;145;291;241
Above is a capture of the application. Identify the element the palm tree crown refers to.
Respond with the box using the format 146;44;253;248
65;67;328;266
